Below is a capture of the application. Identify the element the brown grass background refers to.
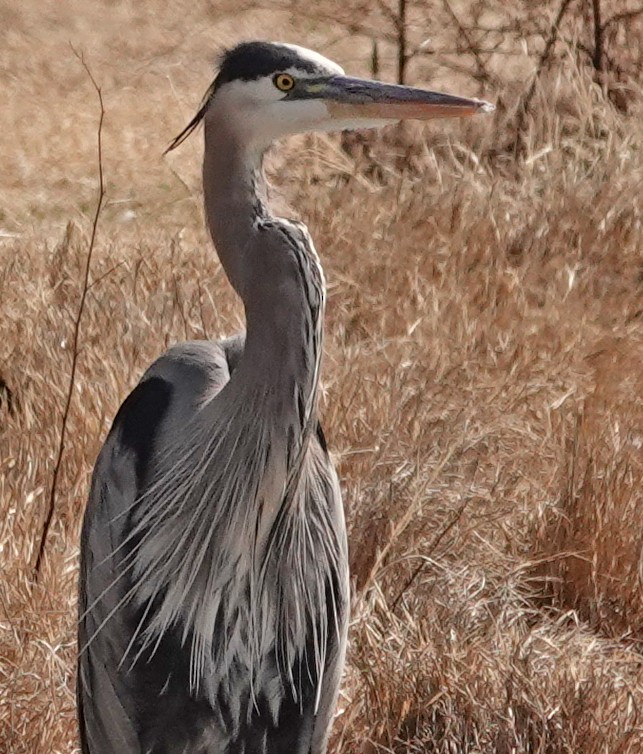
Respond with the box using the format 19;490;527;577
1;1;642;752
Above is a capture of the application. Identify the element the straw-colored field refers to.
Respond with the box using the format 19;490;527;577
1;1;642;752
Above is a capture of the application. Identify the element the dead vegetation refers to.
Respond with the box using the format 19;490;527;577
1;0;642;752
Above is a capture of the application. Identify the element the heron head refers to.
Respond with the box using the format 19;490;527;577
166;41;494;152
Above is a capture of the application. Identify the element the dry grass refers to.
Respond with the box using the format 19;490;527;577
1;1;642;752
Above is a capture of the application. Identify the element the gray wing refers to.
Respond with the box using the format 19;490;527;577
77;334;348;754
77;337;243;754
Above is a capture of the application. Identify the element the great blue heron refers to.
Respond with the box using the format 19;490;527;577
77;41;493;754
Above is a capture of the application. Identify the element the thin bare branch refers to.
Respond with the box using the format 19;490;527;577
592;0;603;73
513;0;576;157
442;0;491;84
33;49;106;578
396;0;407;84
389;497;471;614
602;8;643;32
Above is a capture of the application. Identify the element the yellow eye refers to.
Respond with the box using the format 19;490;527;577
273;73;295;92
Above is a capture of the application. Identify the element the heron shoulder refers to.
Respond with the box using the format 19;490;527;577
143;338;241;389
89;337;245;500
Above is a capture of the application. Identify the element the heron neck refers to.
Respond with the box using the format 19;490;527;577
203;122;269;300
202;117;324;427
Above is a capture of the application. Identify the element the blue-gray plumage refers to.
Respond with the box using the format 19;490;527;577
77;40;493;754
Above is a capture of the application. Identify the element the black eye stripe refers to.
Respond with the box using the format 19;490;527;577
215;42;319;86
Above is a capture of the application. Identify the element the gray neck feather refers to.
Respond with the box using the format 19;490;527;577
202;117;268;300
124;108;334;705
202;111;323;393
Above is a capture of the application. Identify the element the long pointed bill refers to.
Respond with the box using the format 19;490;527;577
308;76;494;122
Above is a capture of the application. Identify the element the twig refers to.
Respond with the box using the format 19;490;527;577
389;459;491;615
389;497;471;614
513;0;576;158
442;0;491;84
602;9;643;32
373;0;400;29
372;0;408;83
86;260;127;292
592;0;603;73
0;373;14;417
33;49;105;577
396;0;408;84
354;443;459;603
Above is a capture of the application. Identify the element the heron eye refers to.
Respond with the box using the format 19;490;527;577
274;73;295;92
